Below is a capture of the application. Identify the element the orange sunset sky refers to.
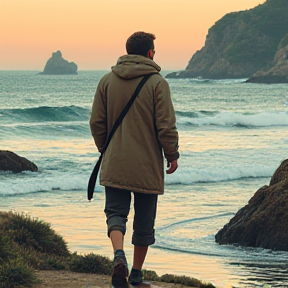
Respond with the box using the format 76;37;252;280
0;0;265;71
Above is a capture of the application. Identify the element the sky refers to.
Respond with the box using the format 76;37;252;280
0;0;265;71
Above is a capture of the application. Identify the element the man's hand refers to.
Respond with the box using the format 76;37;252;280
166;159;178;174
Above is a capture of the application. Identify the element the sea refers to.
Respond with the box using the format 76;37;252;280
0;70;288;288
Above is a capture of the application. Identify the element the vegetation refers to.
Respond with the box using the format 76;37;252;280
143;270;215;288
279;33;288;49
69;252;113;275
210;0;288;66
0;258;37;288
0;211;215;287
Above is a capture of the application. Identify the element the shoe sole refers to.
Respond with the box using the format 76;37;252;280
112;263;129;284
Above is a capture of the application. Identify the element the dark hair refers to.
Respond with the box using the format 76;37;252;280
126;32;156;56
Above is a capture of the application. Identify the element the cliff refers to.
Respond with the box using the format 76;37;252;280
246;33;288;83
39;51;78;75
166;0;288;80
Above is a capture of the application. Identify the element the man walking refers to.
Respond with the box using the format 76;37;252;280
90;31;179;285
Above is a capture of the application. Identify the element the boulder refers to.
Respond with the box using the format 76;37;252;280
39;50;78;75
0;150;38;173
215;159;288;251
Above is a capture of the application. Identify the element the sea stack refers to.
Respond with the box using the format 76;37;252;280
39;51;78;75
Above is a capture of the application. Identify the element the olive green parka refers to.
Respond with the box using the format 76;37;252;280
90;55;179;194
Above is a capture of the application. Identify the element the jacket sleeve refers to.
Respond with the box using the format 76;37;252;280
154;78;180;162
89;76;108;153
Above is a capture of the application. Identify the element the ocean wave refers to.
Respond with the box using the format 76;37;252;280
168;77;247;84
176;110;217;118
0;163;273;196
0;171;103;197
165;164;273;184
158;213;234;231
2;105;287;129
176;111;288;127
188;78;247;84
0;105;90;124
0;121;90;139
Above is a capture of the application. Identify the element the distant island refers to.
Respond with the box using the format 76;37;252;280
166;0;288;83
39;50;78;75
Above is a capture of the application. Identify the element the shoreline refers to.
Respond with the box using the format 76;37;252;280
0;210;215;288
0;191;226;287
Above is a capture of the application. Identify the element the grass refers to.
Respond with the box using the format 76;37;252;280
0;258;38;288
0;211;215;287
143;270;215;288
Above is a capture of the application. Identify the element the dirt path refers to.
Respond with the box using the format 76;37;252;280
34;270;196;288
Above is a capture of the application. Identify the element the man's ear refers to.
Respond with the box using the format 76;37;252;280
148;50;153;59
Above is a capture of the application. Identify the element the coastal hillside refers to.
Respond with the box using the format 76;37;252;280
246;33;288;83
166;0;288;79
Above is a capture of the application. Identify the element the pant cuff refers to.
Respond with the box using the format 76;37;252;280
132;234;155;246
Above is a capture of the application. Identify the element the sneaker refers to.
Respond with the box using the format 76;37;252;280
112;250;129;284
128;268;143;285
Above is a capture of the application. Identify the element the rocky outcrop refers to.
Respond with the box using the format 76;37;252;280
246;34;288;83
0;150;38;173
215;159;288;251
39;51;78;75
166;0;288;79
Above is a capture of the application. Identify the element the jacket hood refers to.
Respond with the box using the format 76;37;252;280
111;55;161;79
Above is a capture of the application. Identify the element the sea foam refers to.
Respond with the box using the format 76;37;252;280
165;164;274;185
176;111;288;127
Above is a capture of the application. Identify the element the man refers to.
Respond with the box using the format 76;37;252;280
90;31;179;285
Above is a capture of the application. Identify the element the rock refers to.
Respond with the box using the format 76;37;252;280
39;50;78;75
246;34;288;83
166;0;288;79
0;150;38;173
215;159;288;251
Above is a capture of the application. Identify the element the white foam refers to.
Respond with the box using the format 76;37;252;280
177;111;288;127
0;171;103;196
0;163;275;196
165;164;274;185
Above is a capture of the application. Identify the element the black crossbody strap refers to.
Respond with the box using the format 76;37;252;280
87;72;158;200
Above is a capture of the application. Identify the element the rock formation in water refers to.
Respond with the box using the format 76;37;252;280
246;34;288;83
0;150;38;173
166;0;288;80
39;51;78;75
215;159;288;251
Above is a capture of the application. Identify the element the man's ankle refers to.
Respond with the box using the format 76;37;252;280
114;249;125;257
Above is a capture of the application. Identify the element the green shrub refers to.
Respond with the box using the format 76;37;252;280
19;247;67;270
0;212;69;257
69;252;113;275
160;273;215;288
142;269;160;281
0;258;38;288
0;234;17;262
